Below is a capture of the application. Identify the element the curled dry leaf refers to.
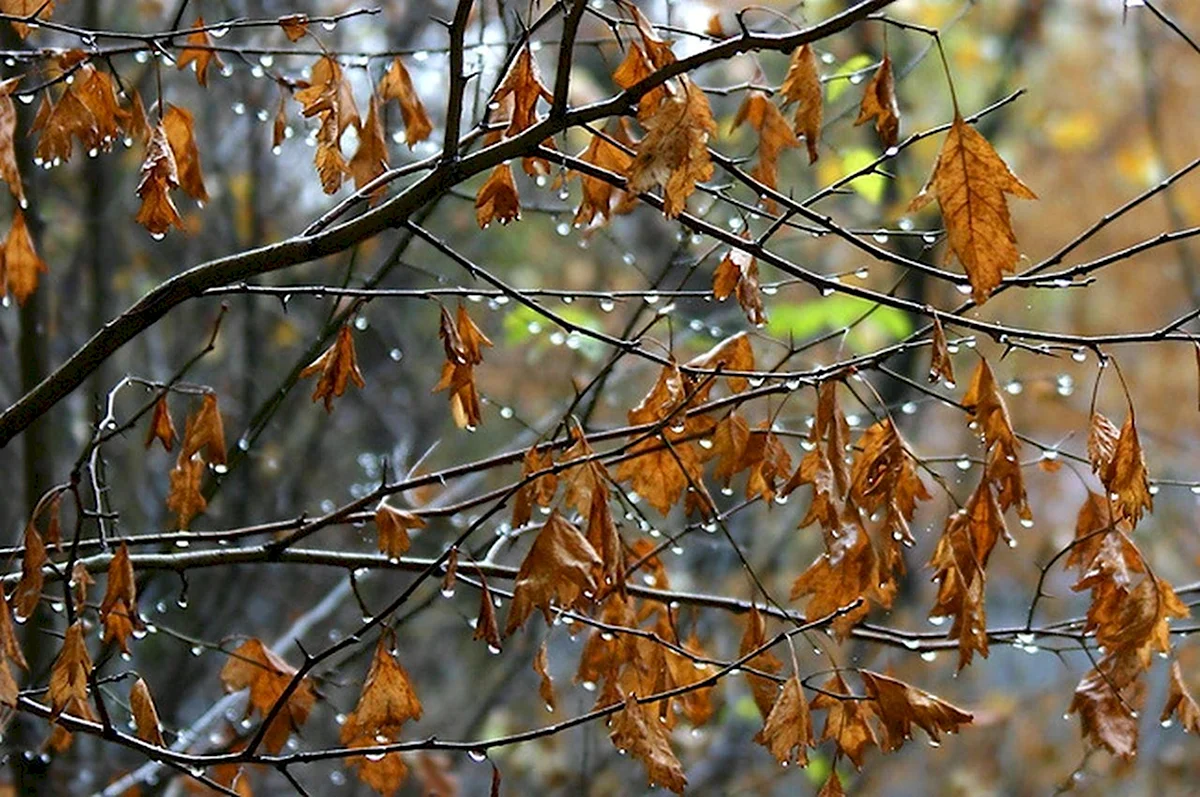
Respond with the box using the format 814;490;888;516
909;115;1036;304
860;670;973;752
2;206;49;305
13;522;46;622
626;83;716;218
739;604;783;720
928;316;955;385
375;503;424;560
512;444;557;529
504;510;602;635
348;95;390;198
220;638;316;754
571;122;636;228
300;323;366;412
49;621;92;718
135;124;183;236
163;104;208;203
166;451;207;530
491;46;553;138
130;677;165;746
379;57;432;147
182;393;227;465
144;395;177;451
0;76;25;205
810;672;877;769
854;55;900;149
1102;412;1152;526
732;89;798;204
779;44;822;163
608;692;687;794
475;163;521;228
279;14;309;42
1161;660;1200;734
473;575;502;653
176;18;224;87
754;675;812;766
534;642;556;713
712;243;767;327
99;542;144;654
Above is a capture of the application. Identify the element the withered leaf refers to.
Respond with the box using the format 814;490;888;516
475;163;521;228
790;515;886;638
1068;664;1142;759
627;83;716;218
513;444;558;529
2;206;48;305
279;14;309;42
0;588;27;671
586;489;624;595
0;77;24;205
810;672;877;769
130;677;165;746
220;639;316;754
860;670;973;752
375;503;424;560
301;323;366;412
608;693;687;794
135;123;183;236
928;316;955;385
13;522;45;622
685;331;756;394
534;642;556;713
176;18;224;87
2;0;56;38
473;575;502;653
99;542;143;654
732;89;798;203
571;121;636;228
739;604;783;720
908;115;1036;304
754;675;812;766
854;55;900;149
1161;660;1200;734
182;393;227;465
492;46;552;138
144;395;177;451
49;621;91;717
1102;412;1152;526
379;57;432;147
348;94;390;198
341;634;423;743
1087;412;1120;476
779;44;821;163
504;511;601;635
166;452;207;530
712;243;766;326
163;104;208;203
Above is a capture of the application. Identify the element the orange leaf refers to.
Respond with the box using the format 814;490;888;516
1068;661;1142;759
711;243;766;326
626;83;716;218
491;46;552;138
99;542;143;654
2;0;55;37
854;55;900;149
475;163;521;228
130;677;165;746
860;670;973;752
144;395;177;451
908;115;1036;303
754;675;812;766
379;57;432;147
928;316;955;385
1161;660;1200;734
504;511;601;635
340;633;423;743
0;77;25;205
13;522;45;622
348;95;390;198
49;621;92;717
1101;411;1152;526
279;14;309;42
473;575;503;654
2;206;48;305
301;323;366;412
374;503;424;560
220;639;316;754
163;104;208;203
512;444;557;529
176;18;224;87
182;393;227;465
135;123;183;237
810;672;877;769
779;44;821;163
166;452;207;530
533;641;556;713
607;693;687;794
739;605;783;720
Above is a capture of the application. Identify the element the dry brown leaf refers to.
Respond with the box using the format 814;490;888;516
860;670;973;752
1068;662;1143;759
1161;660;1200;734
49;621;91;717
928;316;955;385
348;94;390;198
182;393;227;465
379;57;432;147
626;82;716;218
144;395;177;451
475;163;521;228
166;452;207;530
2;206;48;305
2;0;55;37
135;123;183;236
1102;411;1152;526
732;89;798;203
221;639;316;754
279;14;309;42
0;77;24;205
810;672;876;769
130;677;165;746
534;642;556;713
790;515;885;639
492;46;552;138
0;588;27;672
375;503;424;560
504;511;601;635
13;521;45;622
586;489;624;595
300;323;366;412
754;675;812;766
473;575;502;654
854;55;899;149
163;104;208;203
99;542;143;654
512;444;558;529
908;115;1036;303
608;692;687;794
341;633;423;743
176;18;224;87
739;605;783;720
779;44;821;163
571;121;637;227
712;243;766;326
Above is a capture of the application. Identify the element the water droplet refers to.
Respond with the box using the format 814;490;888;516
441;587;456;599
211;26;230;38
150;232;165;241
1019;517;1034;529
956;458;971;471
190;645;203;656
468;750;487;763
321;20;338;31
872;229;889;243
955;283;972;295
928;615;947;627
1072;349;1087;362
232;102;245;115
920;651;937;662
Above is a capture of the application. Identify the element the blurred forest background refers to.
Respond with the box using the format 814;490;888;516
1;0;1200;795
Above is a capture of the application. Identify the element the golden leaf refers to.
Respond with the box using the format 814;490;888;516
860;670;973;752
130;678;165;746
374;503;424;560
181;393;227;465
908;115;1036;303
475;163;521;228
1161;660;1200;734
163;104;208;203
176;18;224;87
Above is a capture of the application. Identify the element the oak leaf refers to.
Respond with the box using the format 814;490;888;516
176;18;224;87
755;675;812;766
279;14;309;42
571;122;636;228
1102;412;1152;526
301;323;366;412
379;57;432;147
13;521;45;622
909;115;1036;303
512;444;558;529
2;206;48;305
627;83;716;218
779;44;821;163
166;452;207;530
790;515;886;638
504;511;602;635
492;46;552;138
163;104;208;203
181;393;227;465
340;634;423;743
712;243;766;326
739;605;783;720
854;55;900;149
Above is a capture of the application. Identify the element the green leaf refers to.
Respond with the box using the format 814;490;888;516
767;295;912;353
841;147;887;204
